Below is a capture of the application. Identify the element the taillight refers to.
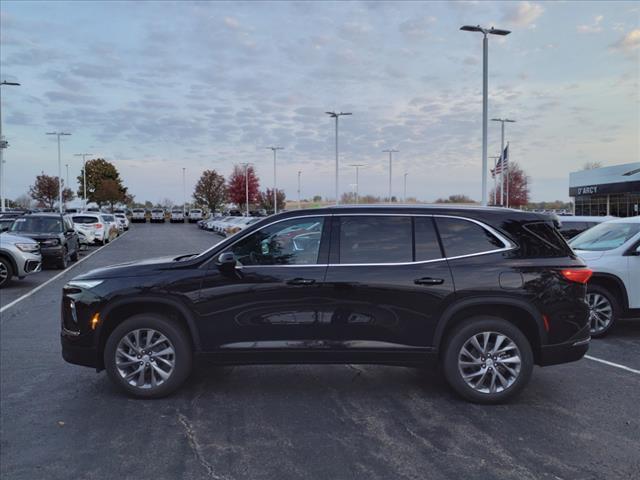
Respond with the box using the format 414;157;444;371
95;223;103;229
560;268;592;284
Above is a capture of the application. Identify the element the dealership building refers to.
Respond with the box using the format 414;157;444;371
569;162;640;217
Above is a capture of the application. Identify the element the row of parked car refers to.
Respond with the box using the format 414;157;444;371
0;210;130;287
131;208;204;223
197;215;262;236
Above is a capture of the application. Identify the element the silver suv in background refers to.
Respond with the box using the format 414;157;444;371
0;233;42;288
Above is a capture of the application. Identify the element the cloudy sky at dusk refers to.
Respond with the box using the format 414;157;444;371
1;1;638;204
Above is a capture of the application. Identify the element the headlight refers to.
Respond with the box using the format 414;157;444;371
66;280;104;289
41;238;60;247
15;243;40;252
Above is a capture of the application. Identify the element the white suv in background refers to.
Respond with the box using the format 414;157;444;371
150;209;165;223
188;209;203;223
114;213;130;231
170;208;184;223
570;217;640;337
131;208;146;223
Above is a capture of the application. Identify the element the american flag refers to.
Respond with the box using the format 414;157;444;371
494;144;509;175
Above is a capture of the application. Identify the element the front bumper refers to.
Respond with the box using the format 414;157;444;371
15;251;42;277
538;324;590;366
40;245;65;261
61;335;99;368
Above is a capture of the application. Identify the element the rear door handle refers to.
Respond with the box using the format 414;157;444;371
287;278;316;286
414;277;444;286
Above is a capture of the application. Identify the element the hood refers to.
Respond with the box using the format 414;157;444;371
0;233;40;245
74;255;181;280
13;232;61;241
574;250;605;263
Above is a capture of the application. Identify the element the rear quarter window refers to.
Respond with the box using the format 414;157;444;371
435;217;505;258
519;222;574;257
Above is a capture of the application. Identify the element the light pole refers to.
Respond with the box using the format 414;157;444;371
325;111;352;205
182;167;186;215
491;118;515;207
0;80;20;213
403;172;409;203
46;132;71;213
348;163;365;204
74;153;92;210
460;25;511;206
266;146;283;214
297;170;302;210
382;149;398;203
241;162;252;217
489;155;501;206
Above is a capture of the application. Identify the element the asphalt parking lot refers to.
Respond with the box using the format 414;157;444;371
1;223;639;480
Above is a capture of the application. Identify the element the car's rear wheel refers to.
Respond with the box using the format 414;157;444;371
443;316;533;404
70;248;79;262
0;257;14;288
104;314;193;398
587;285;618;338
57;249;69;269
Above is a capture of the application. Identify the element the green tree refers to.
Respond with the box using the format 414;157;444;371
193;169;227;212
77;158;128;206
94;179;124;211
435;194;475;204
29;173;60;209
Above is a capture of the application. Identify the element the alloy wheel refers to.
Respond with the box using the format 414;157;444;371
587;293;613;335
0;262;8;285
115;329;176;389
457;331;522;394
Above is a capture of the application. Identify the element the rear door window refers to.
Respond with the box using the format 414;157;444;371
72;216;98;224
435;217;505;258
339;216;412;264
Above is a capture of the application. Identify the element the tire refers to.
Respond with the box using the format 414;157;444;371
70;247;79;262
587;285;619;338
442;316;534;404
0;257;14;288
104;314;193;398
57;249;69;269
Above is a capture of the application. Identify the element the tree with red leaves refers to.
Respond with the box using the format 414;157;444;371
227;164;260;210
490;162;530;208
29;173;74;209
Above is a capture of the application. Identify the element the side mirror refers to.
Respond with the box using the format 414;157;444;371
216;252;236;273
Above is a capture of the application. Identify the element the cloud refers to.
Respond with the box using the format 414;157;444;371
44;91;97;105
223;17;240;30
502;2;544;28
577;15;604;34
398;16;437;38
610;28;640;53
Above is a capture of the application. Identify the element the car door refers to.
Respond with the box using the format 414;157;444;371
194;216;332;351
322;215;455;351
63;216;78;254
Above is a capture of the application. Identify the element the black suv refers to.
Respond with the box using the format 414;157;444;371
11;213;80;269
61;206;591;403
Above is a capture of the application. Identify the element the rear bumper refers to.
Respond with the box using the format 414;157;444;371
538;326;590;366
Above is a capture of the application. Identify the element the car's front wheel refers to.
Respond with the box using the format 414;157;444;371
0;257;14;288
443;316;533;404
104;314;193;398
587;285;618;338
57;249;69;269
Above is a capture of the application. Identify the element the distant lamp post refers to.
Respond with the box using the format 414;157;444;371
460;25;511;206
46;132;71;213
403;172;409;203
491;118;516;206
348;163;366;204
297;170;302;210
241;162;253;217
74;153;93;210
266;146;283;214
325;111;352;205
0;80;21;213
382;149;399;203
182;167;186;215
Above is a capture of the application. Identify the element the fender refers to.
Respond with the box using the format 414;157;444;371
589;272;630;311
432;296;546;349
97;294;202;351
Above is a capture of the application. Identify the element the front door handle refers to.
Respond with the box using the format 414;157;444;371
287;278;316;286
414;277;444;286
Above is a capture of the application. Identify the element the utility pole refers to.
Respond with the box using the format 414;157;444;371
46;132;71;213
297;170;302;210
0;80;21;213
325;111;352;205
182;167;186;215
266;146;283;214
74;153;92;210
491;118;516;206
349;163;365;204
382;149;398;203
403;172;409;203
461;25;511;205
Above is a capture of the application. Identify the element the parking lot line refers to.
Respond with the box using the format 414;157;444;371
0;233;126;316
584;355;640;375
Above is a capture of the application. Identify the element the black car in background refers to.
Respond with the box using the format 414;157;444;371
11;213;80;269
61;205;591;403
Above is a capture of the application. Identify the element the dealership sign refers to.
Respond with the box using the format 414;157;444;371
570;180;640;196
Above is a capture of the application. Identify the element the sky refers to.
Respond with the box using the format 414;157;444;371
1;0;638;205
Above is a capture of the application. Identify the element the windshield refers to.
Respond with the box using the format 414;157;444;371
11;216;62;234
570;222;640;251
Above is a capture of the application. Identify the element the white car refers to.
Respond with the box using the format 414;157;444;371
131;208;146;223
150;209;166;223
188;209;203;223
170;209;184;223
570;217;640;337
72;213;112;245
100;214;121;238
114;213;130;231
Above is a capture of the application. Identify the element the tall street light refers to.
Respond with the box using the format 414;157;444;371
46;132;71;213
297;170;302;210
460;25;511;206
0;80;21;213
74;153;92;210
325;111;352;205
491;118;515;206
182;167;186;215
241;162;253;217
266;146;283;214
403;172;409;203
348;163;365;204
382;149;398;203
